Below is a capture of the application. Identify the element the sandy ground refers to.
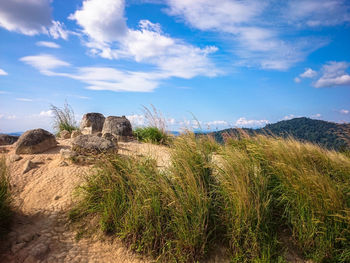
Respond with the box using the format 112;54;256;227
0;139;172;263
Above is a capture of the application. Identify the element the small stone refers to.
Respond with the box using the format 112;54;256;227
59;130;71;139
9;154;22;162
54;195;61;200
11;242;26;253
58;161;68;167
60;149;77;159
71;130;82;139
22;160;35;174
29;243;49;258
46;157;52;161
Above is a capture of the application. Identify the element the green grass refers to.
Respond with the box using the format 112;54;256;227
50;102;78;133
134;127;171;145
0;157;11;235
70;133;350;262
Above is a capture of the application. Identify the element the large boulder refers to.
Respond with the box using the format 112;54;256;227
72;134;117;154
80;113;105;135
15;129;57;154
0;134;19;145
102;116;133;142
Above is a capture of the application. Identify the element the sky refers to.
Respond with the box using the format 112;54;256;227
0;0;350;133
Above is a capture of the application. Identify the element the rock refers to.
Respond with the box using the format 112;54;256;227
102;116;133;142
29;243;49;259
9;154;22;162
59;130;70;139
0;134;19;145
15;129;57;154
71;130;81;138
80;113;105;135
102;132;118;145
72;134;117;154
60;149;77;159
58;161;68;167
11;242;26;254
22;160;35;174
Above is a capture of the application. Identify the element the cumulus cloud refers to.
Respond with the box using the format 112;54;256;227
311;113;322;118
235;117;268;127
69;0;219;79
282;114;297;120
314;61;350;88
300;68;317;78
0;68;7;76
165;0;328;70
127;114;146;126
36;41;60;48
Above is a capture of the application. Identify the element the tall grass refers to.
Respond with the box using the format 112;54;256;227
0;157;11;235
70;133;350;262
50;101;78;133
133;105;171;145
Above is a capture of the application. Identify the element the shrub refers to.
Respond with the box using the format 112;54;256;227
70;133;350;262
50;101;78;133
0;157;11;235
133;127;170;145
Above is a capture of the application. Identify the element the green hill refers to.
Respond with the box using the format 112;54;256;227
210;117;350;151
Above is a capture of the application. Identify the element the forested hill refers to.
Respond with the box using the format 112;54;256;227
209;117;350;151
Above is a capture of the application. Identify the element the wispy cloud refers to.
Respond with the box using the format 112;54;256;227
16;98;33;102
39;110;53;117
340;109;349;114
36;41;60;48
20;54;71;74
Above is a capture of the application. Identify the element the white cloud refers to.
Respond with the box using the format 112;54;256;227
69;0;127;43
20;54;71;74
39;110;53;117
311;113;321;118
282;114;297;120
126;114;146;126
294;77;301;83
0;68;7;76
36;41;60;49
285;0;350;27
300;68;317;78
0;114;3;119
6;115;16;120
165;0;328;70
70;0;219;79
16;98;33;102
340;109;349;114
49;20;69;40
206;120;228;126
314;61;350;88
235;117;268;127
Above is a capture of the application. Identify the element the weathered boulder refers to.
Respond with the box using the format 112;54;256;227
102;132;118;145
15;129;57;154
22;160;35;174
0;134;19;145
71;130;82;139
71;134;117;154
80;113;105;135
59;130;71;139
102;116;133;142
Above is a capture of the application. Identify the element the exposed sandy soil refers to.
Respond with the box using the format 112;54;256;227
0;139;172;263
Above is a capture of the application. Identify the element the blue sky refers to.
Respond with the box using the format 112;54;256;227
0;0;350;133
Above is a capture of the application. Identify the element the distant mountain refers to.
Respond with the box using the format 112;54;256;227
209;117;350;151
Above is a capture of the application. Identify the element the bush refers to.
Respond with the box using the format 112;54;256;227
70;134;350;262
50;102;78;133
133;127;171;145
0;157;11;235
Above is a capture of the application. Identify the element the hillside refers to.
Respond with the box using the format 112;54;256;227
210;117;350;151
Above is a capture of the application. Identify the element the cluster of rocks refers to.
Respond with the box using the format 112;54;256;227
2;113;133;162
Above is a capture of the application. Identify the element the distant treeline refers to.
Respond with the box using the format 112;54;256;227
207;117;350;151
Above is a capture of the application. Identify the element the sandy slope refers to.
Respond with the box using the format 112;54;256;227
0;139;171;263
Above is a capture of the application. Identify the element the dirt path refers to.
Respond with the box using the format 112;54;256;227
0;140;170;263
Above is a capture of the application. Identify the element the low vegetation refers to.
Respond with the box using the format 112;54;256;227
133;105;171;145
0;157;11;235
70;133;350;262
50;102;78;133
